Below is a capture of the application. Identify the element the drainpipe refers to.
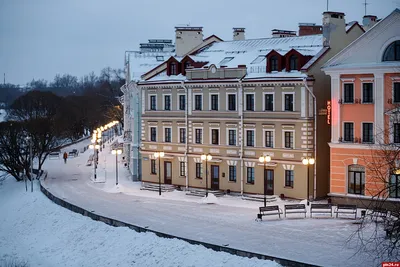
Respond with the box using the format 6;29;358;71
180;81;189;190
239;76;245;195
302;78;317;200
136;83;141;181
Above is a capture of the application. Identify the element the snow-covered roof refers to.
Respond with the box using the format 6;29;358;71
128;51;175;81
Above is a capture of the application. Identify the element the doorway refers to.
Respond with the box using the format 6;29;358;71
164;161;172;184
265;169;274;195
210;165;219;190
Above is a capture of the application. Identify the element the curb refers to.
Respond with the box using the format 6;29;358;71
39;180;319;267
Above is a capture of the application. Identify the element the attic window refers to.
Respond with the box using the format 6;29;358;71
251;56;266;64
184;61;191;69
289;55;298;71
270;56;278;71
382;40;400;61
170;62;177;75
156;56;164;61
219;57;234;66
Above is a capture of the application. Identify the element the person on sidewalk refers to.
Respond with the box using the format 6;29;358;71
63;152;68;164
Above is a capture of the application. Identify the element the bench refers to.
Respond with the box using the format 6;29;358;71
310;204;333;218
256;205;283;221
49;152;60;159
86;154;94;166
367;207;388;221
334;204;357;219
284;204;307;218
68;149;79;157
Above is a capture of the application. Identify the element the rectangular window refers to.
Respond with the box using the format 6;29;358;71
179;95;186;110
246;130;254;147
265;94;274;111
265;131;273;148
151;159;156;174
179;162;186;176
285;170;294;187
394;83;400;103
348;166;365;195
228;129;236;146
362;83;373;103
344;84;354;103
284;94;294;111
164;128;171;143
389;174;400;198
150;127;157;142
344;122;354;142
164;95;171;110
229;166;236;182
394;123;400;143
246;94;254;111
362;123;373;143
246;167;255;184
195;163;202;178
179;128;186;143
195;129;202;144
211;129;219;145
195;95;202;110
211;94;219;111
150;95;156;110
228;94;236;111
284;131;293;149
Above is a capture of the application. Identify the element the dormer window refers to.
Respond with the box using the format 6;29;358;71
270;56;278;71
184;61;191;70
170;62;177;75
289;55;298;71
383;40;400;61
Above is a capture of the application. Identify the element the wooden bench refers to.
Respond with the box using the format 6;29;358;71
334;204;357;219
367;207;388;220
284;204;307;218
256;205;283;221
49;152;60;159
86;154;94;166
68;149;79;157
310;204;333;218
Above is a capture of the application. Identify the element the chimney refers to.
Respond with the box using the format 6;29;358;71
271;29;297;38
362;15;378;31
322;11;346;47
175;26;204;57
233;28;245;41
298;23;323;36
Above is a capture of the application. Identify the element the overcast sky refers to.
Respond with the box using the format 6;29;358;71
0;0;399;85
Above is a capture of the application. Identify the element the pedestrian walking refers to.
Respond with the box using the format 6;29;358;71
63;152;68;164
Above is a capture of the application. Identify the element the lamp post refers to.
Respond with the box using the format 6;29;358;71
258;155;272;207
112;149;122;185
201;154;212;197
154;151;165;195
302;157;315;206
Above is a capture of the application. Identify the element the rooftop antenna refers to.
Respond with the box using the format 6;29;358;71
363;0;369;15
326;0;329;11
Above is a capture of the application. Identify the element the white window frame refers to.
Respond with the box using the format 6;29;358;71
163;126;172;143
245;129;256;147
244;92;255;111
209;93;220;111
361;121;374;143
148;126;157;142
342;121;355;142
226;128;237;146
179;161;186;177
177;93;186;110
342;82;355;104
193;93;203;111
389;114;400;143
282;92;295;112
209;127;220;145
263;129;275;148
263;92;275;111
361;81;374;104
282;129;295;149
178;127;186;144
148;94;157;111
163;94;172;111
393;81;400;104
194;127;203;144
226;93;237;111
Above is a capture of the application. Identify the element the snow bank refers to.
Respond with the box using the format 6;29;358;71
200;193;219;204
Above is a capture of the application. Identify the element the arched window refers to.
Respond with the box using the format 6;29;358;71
184;61;191;70
382;40;400;61
270;56;278;71
289;55;298;71
170;62;177;75
348;165;365;195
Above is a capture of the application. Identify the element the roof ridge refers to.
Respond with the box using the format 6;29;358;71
219;34;323;44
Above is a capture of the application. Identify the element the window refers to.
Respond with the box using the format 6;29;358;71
246;94;254;111
284;131;294;149
285;170;294;187
362;83;373;103
394;123;400;143
211;94;219;111
170;62;177;75
180;162;186;176
151;159;156;174
164;95;171;110
284;93;294;111
228;129;236;146
348;165;365;195
344;122;354;142
289;55;298;70
179;95;186;110
219;57;234;66
211;129;219;145
270;56;278;71
251;55;266;64
156;56;164;62
264;93;274;111
382;40;400;61
195;129;202;144
150;95;156;110
195;163;202;178
150;127;157;142
229;166;236;182
362;123;373;143
228;94;236;111
389;174;400;198
246;130;254;147
394;83;400;103
194;95;202;110
179;128;186;143
344;84;354;103
247;167;255;184
265;131;273;148
184;61;191;70
164;128;171;142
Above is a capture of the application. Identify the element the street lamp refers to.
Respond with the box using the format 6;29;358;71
112;149;122;186
201;154;212;197
154;151;165;195
259;155;272;207
89;144;100;180
302;157;315;206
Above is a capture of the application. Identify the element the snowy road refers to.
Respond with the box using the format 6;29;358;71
36;138;382;267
